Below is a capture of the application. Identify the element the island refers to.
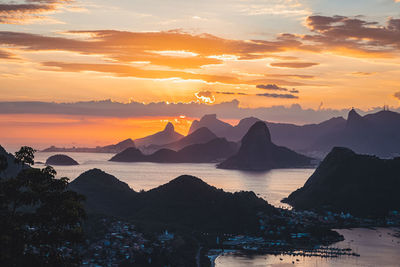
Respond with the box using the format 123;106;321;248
46;154;79;166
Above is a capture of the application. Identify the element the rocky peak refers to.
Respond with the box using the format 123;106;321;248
163;122;175;132
241;121;272;146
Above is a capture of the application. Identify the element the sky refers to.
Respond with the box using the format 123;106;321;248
0;0;400;149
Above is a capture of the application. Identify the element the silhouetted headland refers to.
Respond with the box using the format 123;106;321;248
218;121;313;171
284;147;400;217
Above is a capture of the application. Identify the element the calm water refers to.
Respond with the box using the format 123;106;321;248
34;152;400;266
34;152;314;208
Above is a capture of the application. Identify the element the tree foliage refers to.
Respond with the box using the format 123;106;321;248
0;147;86;266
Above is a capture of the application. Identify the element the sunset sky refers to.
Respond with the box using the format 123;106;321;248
1;0;400;149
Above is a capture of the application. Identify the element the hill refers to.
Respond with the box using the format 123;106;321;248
134;122;183;147
218;121;313;171
69;169;136;217
145;127;217;153
46;154;79;166
284;147;400;217
110;138;238;163
69;169;276;233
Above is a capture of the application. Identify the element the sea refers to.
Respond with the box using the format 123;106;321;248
34;152;400;267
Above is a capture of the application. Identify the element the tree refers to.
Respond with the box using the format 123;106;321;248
0;147;86;266
0;154;7;178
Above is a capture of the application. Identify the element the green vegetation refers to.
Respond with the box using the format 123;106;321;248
0;147;86;266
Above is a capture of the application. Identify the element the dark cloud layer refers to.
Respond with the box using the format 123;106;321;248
270;62;319;68
0;100;394;125
257;93;298;99
0;0;73;24
303;15;400;56
256;84;288;91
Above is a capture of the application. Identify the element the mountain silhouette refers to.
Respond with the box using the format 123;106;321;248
46;154;79;166
69;169;135;216
284;147;400;217
310;109;400;157
218;121;313;171
134;122;183;147
189;114;233;137
42;138;136;153
110;137;238;163
70;169;276;233
144;127;217;153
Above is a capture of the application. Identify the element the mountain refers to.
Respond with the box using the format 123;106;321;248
224;117;261;141
110;138;238;163
70;169;276;233
310;109;400;157
284;147;400;217
187;114;346;151
266;117;346;154
109;147;146;162
145;127;218;153
134;122;184;147
45;154;79;166
69;169;135;217
42;138;136;153
218;121;313;171
189;114;233;137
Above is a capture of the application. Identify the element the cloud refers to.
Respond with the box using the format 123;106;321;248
41;61;244;84
216;91;249;96
270;62;319;68
195;91;215;104
351;72;375;76
256;84;288;91
0;29;308;69
0;99;398;125
0;0;74;24
256;93;298;99
394;92;400;100
0;49;17;60
290;89;299;93
303;15;400;56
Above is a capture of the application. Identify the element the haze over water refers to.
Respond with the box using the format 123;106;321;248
34;152;400;266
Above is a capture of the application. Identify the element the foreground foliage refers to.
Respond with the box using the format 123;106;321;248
0;147;86;266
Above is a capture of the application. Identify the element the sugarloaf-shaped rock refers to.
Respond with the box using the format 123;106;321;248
134;122;183;147
284;147;400;217
218;121;313;171
46;154;79;166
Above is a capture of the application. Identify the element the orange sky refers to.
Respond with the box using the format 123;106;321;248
1;0;400;148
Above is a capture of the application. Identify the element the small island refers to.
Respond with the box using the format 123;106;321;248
46;154;79;166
